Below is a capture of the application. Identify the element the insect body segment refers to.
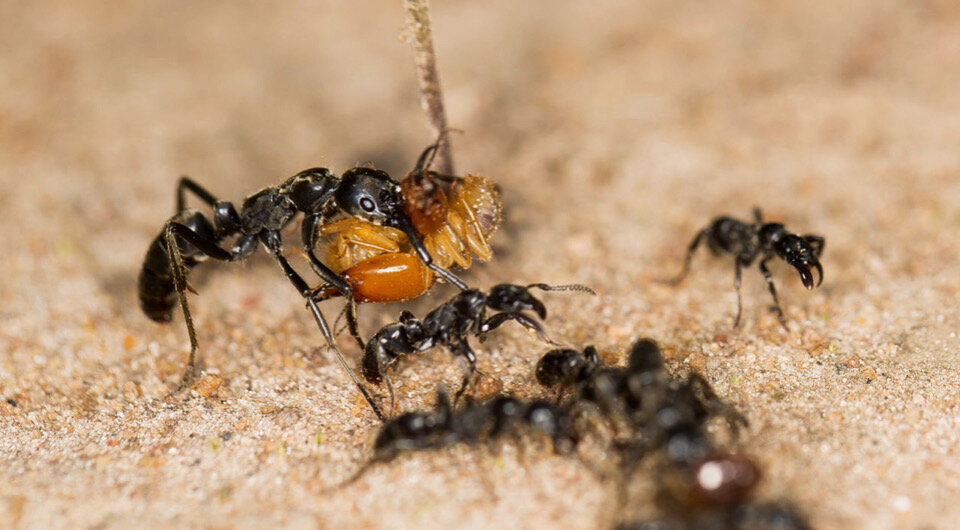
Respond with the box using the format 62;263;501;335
665;207;825;327
139;208;220;323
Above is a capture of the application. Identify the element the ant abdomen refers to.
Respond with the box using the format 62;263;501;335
138;209;216;322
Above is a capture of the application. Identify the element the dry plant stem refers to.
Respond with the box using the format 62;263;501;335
404;0;454;174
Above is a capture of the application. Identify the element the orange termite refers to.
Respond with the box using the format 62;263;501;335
314;143;502;305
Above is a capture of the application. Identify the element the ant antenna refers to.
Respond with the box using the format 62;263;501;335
413;128;464;175
331;304;351;339
527;283;597;296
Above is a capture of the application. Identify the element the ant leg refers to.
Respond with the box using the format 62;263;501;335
686;373;748;437
662;228;709;285
752;206;764;224
263;234;384;421
176;178;242;236
733;257;744;327
324;459;384;493
427;263;468;290
176;177;218;211
481;312;555;345
345;299;365;351
301;213;359;311
454;373;473;405
425;171;464;184
758;256;787;327
162;222;235;387
301;244;366;351
306;289;384;421
385;375;397;416
452;339;478;404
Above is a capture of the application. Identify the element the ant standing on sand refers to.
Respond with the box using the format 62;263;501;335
663;207;825;327
333;388;574;490
363;282;595;408
372;389;574;460
138;150;470;421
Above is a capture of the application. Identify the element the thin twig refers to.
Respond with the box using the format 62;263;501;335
404;0;454;175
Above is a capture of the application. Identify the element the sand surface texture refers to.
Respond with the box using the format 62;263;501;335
2;1;959;528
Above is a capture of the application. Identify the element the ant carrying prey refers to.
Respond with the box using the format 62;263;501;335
363;282;595;407
138;152;471;420
663;207;825;327
311;140;502;338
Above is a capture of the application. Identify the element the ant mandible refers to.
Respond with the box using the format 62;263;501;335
138;159;469;421
362;282;595;407
663;207;825;327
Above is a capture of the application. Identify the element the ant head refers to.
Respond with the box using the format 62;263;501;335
287;168;337;213
627;338;664;374
757;222;786;247
485;284;547;319
775;234;823;289
335;167;405;225
536;348;593;387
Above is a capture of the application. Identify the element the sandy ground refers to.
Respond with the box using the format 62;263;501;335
2;1;960;528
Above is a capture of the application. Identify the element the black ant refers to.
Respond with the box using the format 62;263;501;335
537;339;807;529
536;339;746;448
138;161;469;421
362;283;595;407
334;389;574;489
373;389;574;459
663;207;825;327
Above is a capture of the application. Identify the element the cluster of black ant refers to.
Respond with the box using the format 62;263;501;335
345;337;810;528
535;339;810;529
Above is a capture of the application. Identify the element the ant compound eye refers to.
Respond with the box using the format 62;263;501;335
359;196;376;213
